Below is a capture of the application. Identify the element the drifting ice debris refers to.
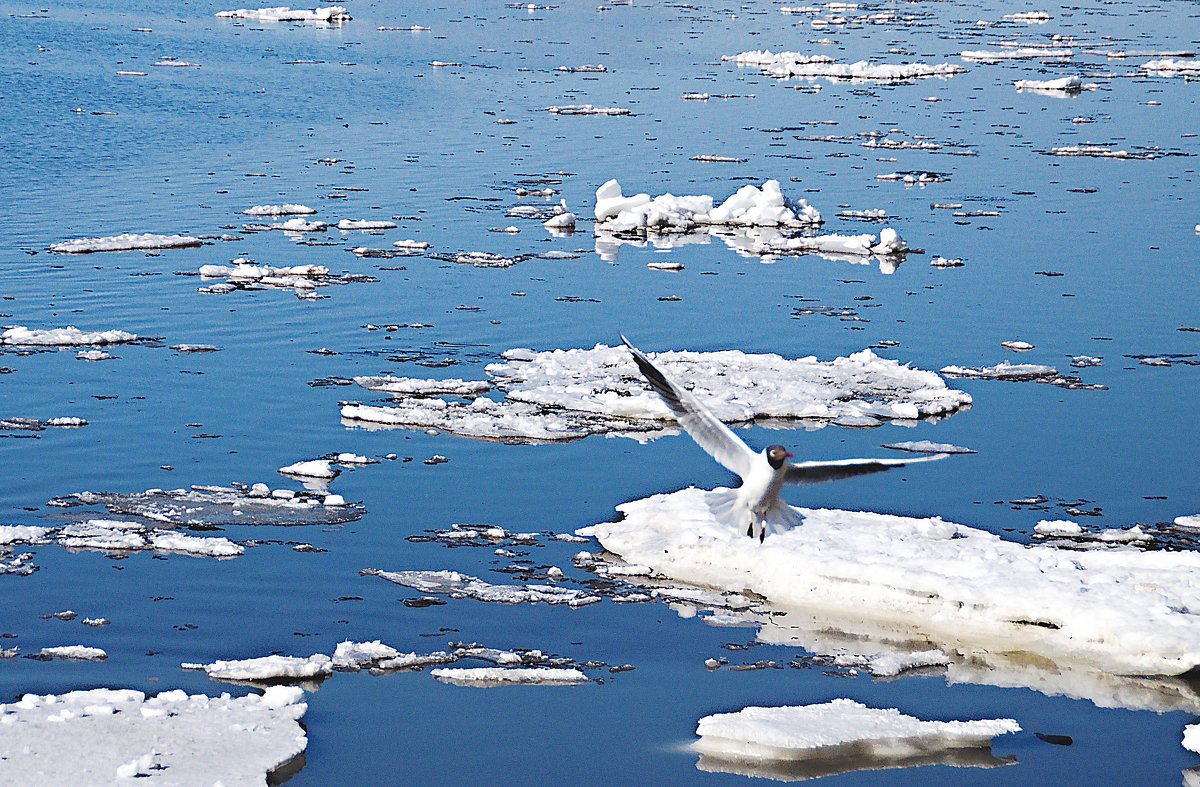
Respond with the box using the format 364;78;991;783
2;416;87;432
1173;515;1200;532
1142;59;1200;76
49;233;202;254
195;260;365;297
555;64;607;72
342;345;970;442
430;667;589;686
244;217;328;232
338;219;398;230
691;155;745;163
1001;341;1034;351
1003;11;1051;22
594;179;821;232
1;326;137;346
1015;76;1095;93
332;640;401;670
0;686;308;785
693;700;1018;773
188;654;332;682
546;104;631;115
361;568;599;606
724;50;965;82
1034;520;1084;537
215;5;351;22
52;484;363;526
877;171;949;184
1048;145;1158;160
278;459;339;479
355;376;491;396
961;48;1072;61
36;645;107;661
940;362;1057;380
241;204;317;216
53;519;244;557
1071;355;1102;367
883;440;975;454
832;649;949;676
930;256;963;267
76;349;112;361
581;486;1200;675
392;239;430;251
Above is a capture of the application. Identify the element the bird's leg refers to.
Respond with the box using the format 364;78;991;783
746;520;754;539
759;522;766;544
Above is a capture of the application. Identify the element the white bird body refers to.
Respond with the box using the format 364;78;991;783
621;336;947;541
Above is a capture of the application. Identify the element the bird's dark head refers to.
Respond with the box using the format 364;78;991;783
766;445;793;469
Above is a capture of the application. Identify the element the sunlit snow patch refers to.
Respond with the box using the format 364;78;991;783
693;700;1017;779
49;233;202;254
0;687;307;784
2;326;137;346
216;5;351;22
342;344;970;442
580;487;1200;675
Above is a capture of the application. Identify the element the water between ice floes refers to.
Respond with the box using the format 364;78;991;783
1;0;1198;783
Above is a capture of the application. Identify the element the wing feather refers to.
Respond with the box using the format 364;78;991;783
785;453;947;485
621;336;756;479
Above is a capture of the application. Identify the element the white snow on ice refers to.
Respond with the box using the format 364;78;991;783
724;50;965;82
1;326;137;346
430;667;589;686
216;6;351;22
49;233;202;254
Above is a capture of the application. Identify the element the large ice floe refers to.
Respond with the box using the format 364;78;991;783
341;344;971;442
693;700;1018;780
579;486;1200;676
1;326;137;346
594;179;821;233
48;233;203;254
723;51;966;83
216;5;350;22
0;686;307;784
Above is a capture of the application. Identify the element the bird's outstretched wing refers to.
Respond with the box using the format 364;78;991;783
785;453;947;485
621;336;756;479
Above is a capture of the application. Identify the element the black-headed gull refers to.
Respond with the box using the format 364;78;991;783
622;336;947;542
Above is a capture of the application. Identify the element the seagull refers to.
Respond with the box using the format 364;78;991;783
621;336;947;542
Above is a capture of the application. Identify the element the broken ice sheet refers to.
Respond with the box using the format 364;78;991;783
341;344;971;443
185;654;333;684
579;487;1200;676
0;687;307;784
430;667;589;686
361;569;601;607
215;5;351;23
1;326;137;346
723;51;966;83
190;260;375;298
49;483;363;527
48;233;202;254
692;700;1018;780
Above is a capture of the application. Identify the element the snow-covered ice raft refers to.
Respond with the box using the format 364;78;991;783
579;487;1200;676
342;345;971;441
0;686;307;784
693;700;1017;779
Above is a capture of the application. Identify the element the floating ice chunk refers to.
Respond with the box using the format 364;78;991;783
2;416;88;431
76;349;112;361
343;345;969;441
1071;355;1102;368
393;239;430;251
930;256;963;267
1001;341;1034;351
194;654;332;681
247;217;329;232
354;376;491;396
546;104;631;115
2;326;137;346
0;526;50;544
556;64;607;72
693;699;1018;764
51;518;244;557
594;179;821;232
0;687;307;784
216;5;351;22
1034;520;1084;537
241;204;316;216
430;667;588;686
38;646;107;661
148;530;244;557
961;48;1072;61
582;486;1200;675
49;233;202;254
758;228;907;258
834;649;949;676
332;640;401;670
1173;515;1200;532
338;218;398;230
362;568;592;605
278;459;338;479
725;50;965;82
883;440;975;454
57;484;362;526
1015;76;1095;92
1048;145;1156;160
1142;59;1200;76
940;362;1057;380
543;201;576;230
1003;11;1051;22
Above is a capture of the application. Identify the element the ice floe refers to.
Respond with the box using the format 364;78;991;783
1;326;137;346
51;519;244;557
430;667;589;686
940;361;1057;380
693;700;1018;774
361;569;601;607
833;649;949;677
546;104;631;116
1048;145;1161;160
0;687;307;784
49;233;202;254
36;645;108;661
241;204;317;216
961;48;1073;61
580;486;1200;675
1;416;87;432
724;51;965;82
187;654;333;682
216;5;351;23
1003;11;1051;23
1173;515;1200;532
594;179;821;233
1142;59;1200;76
342;344;970;442
278;459;338;479
193;259;370;297
51;483;363;527
331;640;401;670
883;440;975;454
1015;76;1096;93
338;218;398;230
244;217;328;232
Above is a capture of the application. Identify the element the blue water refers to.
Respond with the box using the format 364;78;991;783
2;0;1199;782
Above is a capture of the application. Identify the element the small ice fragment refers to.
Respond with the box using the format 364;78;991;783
241;204;316;216
1001;341;1034;351
883;440;974;454
38;646;107;661
278;460;338;479
1034;520;1083;537
430;667;589;685
1172;515;1200;532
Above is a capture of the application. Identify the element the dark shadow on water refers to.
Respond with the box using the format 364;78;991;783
696;742;1016;782
269;752;307;786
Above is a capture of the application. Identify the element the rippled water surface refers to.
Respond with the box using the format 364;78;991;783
2;0;1198;783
